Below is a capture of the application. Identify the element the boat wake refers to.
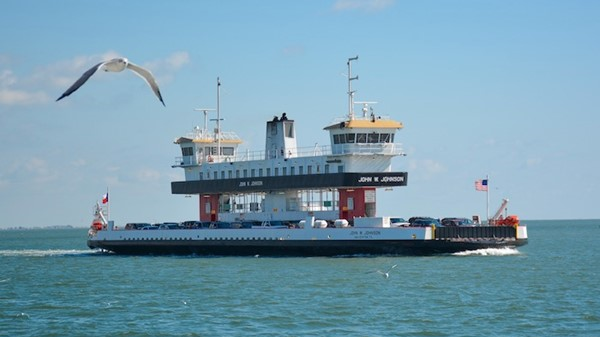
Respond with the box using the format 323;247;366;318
0;249;99;257
452;247;521;256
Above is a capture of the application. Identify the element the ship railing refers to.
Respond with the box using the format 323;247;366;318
173;142;403;167
180;130;242;142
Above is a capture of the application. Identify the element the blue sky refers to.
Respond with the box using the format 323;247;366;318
1;0;599;228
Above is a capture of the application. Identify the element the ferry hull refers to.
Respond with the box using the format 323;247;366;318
87;238;527;256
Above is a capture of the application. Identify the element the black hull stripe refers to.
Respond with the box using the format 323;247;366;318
172;172;408;194
87;239;527;256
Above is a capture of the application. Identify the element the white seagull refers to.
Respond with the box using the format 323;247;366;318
56;57;165;106
372;264;397;279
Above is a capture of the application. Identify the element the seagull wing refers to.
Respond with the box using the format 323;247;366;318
56;61;105;101
126;62;165;106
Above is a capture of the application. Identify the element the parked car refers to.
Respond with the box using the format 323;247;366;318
181;220;206;229
408;217;441;227
158;222;182;230
141;225;159;230
390;218;410;227
441;217;474;227
125;223;151;230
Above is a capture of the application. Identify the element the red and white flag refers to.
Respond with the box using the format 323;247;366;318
102;193;109;204
475;179;488;191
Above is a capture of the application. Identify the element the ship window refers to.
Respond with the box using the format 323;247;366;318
325;164;329;173
356;133;367;143
307;166;312;174
221;147;234;156
274;167;279;176
347;197;354;210
346;133;355;143
221;171;225;179
236;170;240;178
243;169;247;178
259;168;263;177
338;165;344;173
282;167;287;176
285;122;294;138
316;165;320;173
390;134;395;142
291;166;295;175
199;172;204;180
299;166;304;174
368;133;379;143
228;170;233;178
267;168;271;176
182;147;194;156
213;171;218;179
333;134;340;144
251;169;255;177
206;147;217;155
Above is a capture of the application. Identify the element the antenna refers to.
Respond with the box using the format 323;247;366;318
354;101;378;118
193;108;215;133
347;55;359;120
216;77;221;158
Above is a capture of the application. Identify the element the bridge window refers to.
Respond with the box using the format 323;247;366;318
356;133;367;143
368;133;379;143
222;147;234;156
346;133;355;143
182;147;194;156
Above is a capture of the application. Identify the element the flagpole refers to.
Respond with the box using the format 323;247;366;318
486;174;490;224
106;187;110;221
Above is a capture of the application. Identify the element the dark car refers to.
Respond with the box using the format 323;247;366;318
125;223;151;230
408;217;441;227
441;217;474;227
181;220;207;229
141;225;159;230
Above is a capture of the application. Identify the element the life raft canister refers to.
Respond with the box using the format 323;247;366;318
92;220;103;230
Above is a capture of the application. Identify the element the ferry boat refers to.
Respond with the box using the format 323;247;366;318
87;57;528;256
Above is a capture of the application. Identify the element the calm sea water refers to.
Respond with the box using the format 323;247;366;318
0;220;598;337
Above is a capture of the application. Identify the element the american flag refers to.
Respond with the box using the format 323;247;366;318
475;179;488;191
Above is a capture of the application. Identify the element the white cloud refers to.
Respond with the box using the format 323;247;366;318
0;69;50;105
144;51;191;83
0;88;49;105
136;168;161;182
0;157;58;185
332;0;395;12
71;159;87;167
407;158;446;178
526;157;542;168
